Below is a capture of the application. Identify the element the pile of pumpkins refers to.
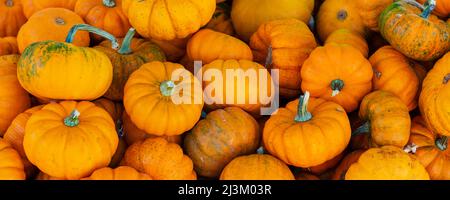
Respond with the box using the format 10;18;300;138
0;0;449;180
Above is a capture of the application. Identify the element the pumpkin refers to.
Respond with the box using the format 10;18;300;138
0;36;19;56
345;146;430;180
231;0;314;42
324;28;368;58
95;28;166;101
23;101;118;180
205;2;234;36
263;92;351;167
307;152;344;175
109;137;126;168
35;172;65;180
122;0;216;40
121;137;196;180
219;153;295;180
0;138;25;180
92;98;123;123
301;44;373;112
150;37;190;62
187;29;253;65
420;52;450;136
355;0;393;31
369;46;421;110
0;54;30;135
17;8;90;53
250;18;317;99
332;150;364;180
185;107;260;178
81;166;152;180
124;61;203;136
18;24;115;101
295;172;320;180
74;0;131;41
21;0;78;18
379;0;450;61
200;59;274;115
417;0;450;18
0;0;27;37
317;0;367;42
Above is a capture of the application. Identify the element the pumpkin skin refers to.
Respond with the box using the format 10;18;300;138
307;152;344;175
332;150;364;180
23;101;118;180
369;46;421;111
205;2;234;36
250;19;317;99
295;172;320;180
82;166;152;180
187;29;253;65
263;93;351;167
21;0;78;18
185;107;260;178
35;172;65;180
92;98;123;123
345;146;430;180
150;37;190;62
0;36;19;56
220;154;295;180
407;116;450;180
355;0;393;31
417;0;450;18
324;28;368;58
0;138;25;180
109;137;126;168
420;52;450;136
121;137;197;180
231;0;314;42
379;0;450;61
0;0;27;37
301;44;373;113
0;54;30;135
17;8;90;53
317;0;367;42
122;0;216;40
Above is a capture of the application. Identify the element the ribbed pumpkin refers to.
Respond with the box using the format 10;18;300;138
17;24;114;101
295;172;320;180
231;0;314;42
0;54;30;135
17;8;90;53
419;52;450;136
219;153;295;180
95;28;166;101
332;150;365;180
345;146;430;180
24;101;118;180
0;138;25;180
121;137;196;180
0;37;19;56
185;107;260;178
122;0;216;40
324;28;368;58
317;0;367;42
205;2;234;36
0;0;27;37
379;0;450;61
150;37;190;62
187;29;252;64
250;18;317;99
417;0;450;18
82;166;152;180
301;44;373;112
355;0;393;31
21;0;78;18
263;92;351;167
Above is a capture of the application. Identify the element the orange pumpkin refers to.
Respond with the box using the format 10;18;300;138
21;0;78;18
417;0;450;18
263;92;351;167
121;137;196;180
301;44;373;112
0;36;19;56
0;0;27;37
332;150;364;180
205;2;234;36
35;172;66;180
324;28;368;58
0;138;25;180
307;152;344;175
355;0;393;31
92;98;123;123
17;8;90;53
250;18;317;99
24;101;118;180
150;37;190;62
82;166;152;180
295;172;320;180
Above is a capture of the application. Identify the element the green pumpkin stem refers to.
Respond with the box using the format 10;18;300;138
264;45;273;69
352;122;370;136
201;111;207;119
330;79;344;97
294;91;312;122
436;136;448;151
65;24;119;50
118;28;136;55
103;0;116;7
64;109;80;127
160;80;176;97
256;147;265;154
5;0;13;7
420;0;436;19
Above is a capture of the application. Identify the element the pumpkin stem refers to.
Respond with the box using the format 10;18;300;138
55;17;66;25
116;119;124;138
330;79;344;97
443;73;450;84
404;143;418;153
5;0;13;7
103;0;116;8
264;45;273;69
294;91;312;122
337;10;348;21
436;136;448;151
65;24;119;50
256;147;265;154
420;0;436;19
118;28;136;55
160;80;176;97
201;111;207;119
352;122;370;136
64;109;80;127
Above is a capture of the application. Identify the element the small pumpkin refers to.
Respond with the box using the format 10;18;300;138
0;36;19;56
324;28;368;58
150;37;190;62
184;107;260;178
24;101;119;180
0;0;27;37
307;152;344;175
301;43;373;112
205;2;234;36
332;150;364;180
0;138;25;180
295;172;320;180
250;18;317;99
355;0;394;31
17;8;90;53
21;0;78;18
121;137;197;180
122;0;216;40
345;146;430;180
81;166;151;180
417;0;450;18
379;0;450;61
263;92;351;167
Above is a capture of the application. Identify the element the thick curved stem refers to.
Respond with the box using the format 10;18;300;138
65;24;119;50
436;136;448;151
118;28;136;55
64;109;80;127
160;80;176;97
103;0;116;7
294;91;312;122
330;79;344;97
420;0;436;19
264;45;273;69
352;122;370;136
